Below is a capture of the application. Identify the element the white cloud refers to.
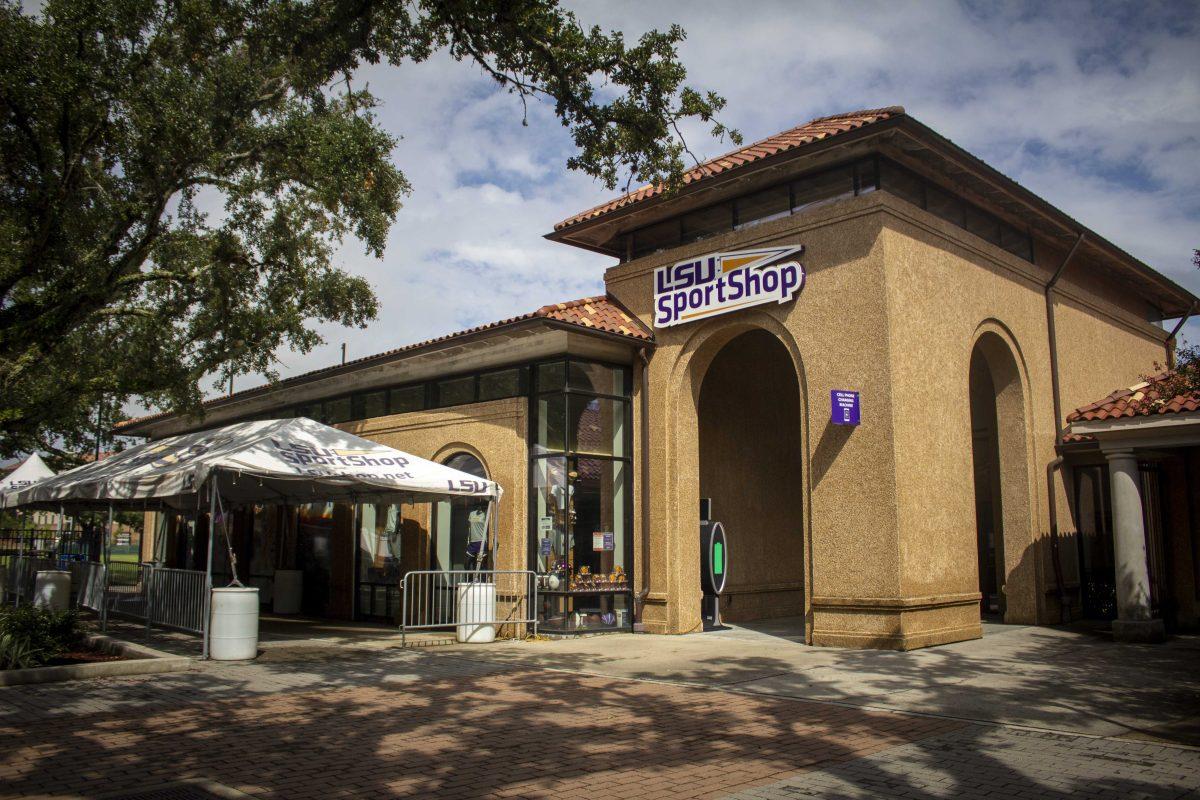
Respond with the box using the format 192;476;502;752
180;0;1200;406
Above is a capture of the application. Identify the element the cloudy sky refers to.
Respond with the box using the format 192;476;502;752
218;0;1200;399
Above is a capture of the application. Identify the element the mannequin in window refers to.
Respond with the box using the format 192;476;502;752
466;507;487;568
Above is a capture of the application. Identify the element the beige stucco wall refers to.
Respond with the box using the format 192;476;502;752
606;188;1170;648
339;397;529;574
606;194;902;641
880;193;1166;639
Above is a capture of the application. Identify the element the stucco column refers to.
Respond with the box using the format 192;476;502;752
1105;449;1165;643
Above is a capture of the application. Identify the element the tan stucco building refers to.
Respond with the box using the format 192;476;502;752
123;107;1199;649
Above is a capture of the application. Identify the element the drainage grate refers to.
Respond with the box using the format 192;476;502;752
103;781;257;800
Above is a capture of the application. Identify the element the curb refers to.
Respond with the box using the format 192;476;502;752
0;633;192;687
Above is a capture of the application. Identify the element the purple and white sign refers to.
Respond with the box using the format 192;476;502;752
653;245;805;327
831;390;861;426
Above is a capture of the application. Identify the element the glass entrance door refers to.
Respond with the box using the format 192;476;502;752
356;503;404;621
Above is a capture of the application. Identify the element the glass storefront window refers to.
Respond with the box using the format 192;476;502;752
792;166;854;213
570;459;628;579
352;390;388;420
433;453;489;571
532;357;633;634
537;361;566;392
536;393;567;454
568;362;626;396
681;202;732;244
926;184;965;227
534;455;631;633
357;503;404;620
965;204;1001;245
295;402;322;422
735;184;791;230
435;375;476;407
389;385;425;414
631;217;680;259
479;368;524;401
855;159;879;194
880;160;925;208
569;396;626;458
532;456;568;575
1000;223;1034;261
324;396;352;424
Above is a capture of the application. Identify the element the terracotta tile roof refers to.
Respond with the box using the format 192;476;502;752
538;296;652;340
117;295;651;431
1066;372;1200;423
553;106;905;231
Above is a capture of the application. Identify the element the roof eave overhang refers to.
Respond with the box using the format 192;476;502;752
117;318;652;438
547;115;1197;318
890;117;1198;319
1068;411;1200;448
545;116;906;254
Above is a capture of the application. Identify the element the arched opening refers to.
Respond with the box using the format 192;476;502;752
432;452;489;571
968;331;1031;621
698;329;804;623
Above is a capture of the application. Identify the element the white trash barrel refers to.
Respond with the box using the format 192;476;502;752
272;569;303;614
33;570;70;611
456;582;496;643
210;587;260;660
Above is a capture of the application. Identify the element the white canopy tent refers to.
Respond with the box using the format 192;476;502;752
1;452;59;553
1;418;504;656
3;417;501;509
0;452;55;496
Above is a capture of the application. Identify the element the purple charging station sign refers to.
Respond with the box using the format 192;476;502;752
831;390;861;426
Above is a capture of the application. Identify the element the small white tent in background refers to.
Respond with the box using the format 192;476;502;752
0;452;55;495
0;452;60;531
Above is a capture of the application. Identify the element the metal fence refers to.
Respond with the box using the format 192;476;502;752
400;570;536;645
0;527;102;568
145;567;208;634
3;555;57;606
70;561;105;609
6;556;206;636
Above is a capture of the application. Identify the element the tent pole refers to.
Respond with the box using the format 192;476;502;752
13;510;26;607
101;503;113;632
350;500;359;621
17;508;27;557
56;504;64;561
203;482;217;659
489;498;498;570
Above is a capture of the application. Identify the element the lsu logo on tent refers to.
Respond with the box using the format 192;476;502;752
653;245;805;328
270;439;410;469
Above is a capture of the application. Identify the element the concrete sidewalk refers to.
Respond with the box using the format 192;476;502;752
2;630;1198;800
432;620;1200;745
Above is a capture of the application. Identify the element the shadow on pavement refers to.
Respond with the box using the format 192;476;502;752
1;628;1197;799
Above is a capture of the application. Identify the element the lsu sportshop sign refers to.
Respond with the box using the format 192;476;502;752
653;245;805;328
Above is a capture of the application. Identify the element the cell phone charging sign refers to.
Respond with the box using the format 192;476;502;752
831;390;861;426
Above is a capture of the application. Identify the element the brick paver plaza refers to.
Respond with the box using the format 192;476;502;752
1;642;1198;799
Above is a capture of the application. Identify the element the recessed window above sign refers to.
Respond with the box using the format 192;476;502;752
653;245;805;328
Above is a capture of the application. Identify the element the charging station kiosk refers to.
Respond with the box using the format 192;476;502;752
700;498;728;631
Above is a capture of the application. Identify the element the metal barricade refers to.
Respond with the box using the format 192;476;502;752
5;555;57;606
145;567;207;634
72;562;105;610
400;570;536;645
104;561;148;620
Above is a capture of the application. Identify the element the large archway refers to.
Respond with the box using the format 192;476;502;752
698;329;805;622
968;330;1032;622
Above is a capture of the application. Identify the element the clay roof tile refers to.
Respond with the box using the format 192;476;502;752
1066;371;1200;424
552;106;905;231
